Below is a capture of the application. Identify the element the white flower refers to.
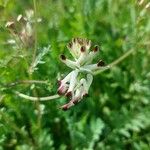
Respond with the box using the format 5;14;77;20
60;74;93;110
58;38;109;110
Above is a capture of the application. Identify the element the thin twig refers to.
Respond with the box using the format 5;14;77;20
4;80;48;87
14;91;60;101
29;0;38;74
94;49;134;75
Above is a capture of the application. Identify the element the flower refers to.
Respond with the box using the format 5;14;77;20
58;38;109;110
60;74;93;110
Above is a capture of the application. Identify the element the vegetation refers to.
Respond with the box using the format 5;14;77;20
0;0;150;149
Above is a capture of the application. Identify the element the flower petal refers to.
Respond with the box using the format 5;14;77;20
76;46;87;65
66;70;79;95
60;71;73;85
60;54;78;69
82;60;108;71
60;101;74;111
85;45;100;65
57;83;69;95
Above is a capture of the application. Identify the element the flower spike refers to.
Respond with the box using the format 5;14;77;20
58;37;108;110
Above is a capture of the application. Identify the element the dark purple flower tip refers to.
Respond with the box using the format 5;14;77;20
80;46;86;52
72;99;79;105
57;90;62;95
68;42;72;48
57;89;64;95
83;93;89;98
97;60;105;67
61;104;69;111
60;54;66;60
93;45;99;52
65;91;72;98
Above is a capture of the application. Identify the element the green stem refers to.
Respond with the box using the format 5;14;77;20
3;80;48;87
30;0;38;73
14;91;60;101
94;48;134;75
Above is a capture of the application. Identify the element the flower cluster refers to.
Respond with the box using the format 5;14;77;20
58;38;109;110
5;10;41;47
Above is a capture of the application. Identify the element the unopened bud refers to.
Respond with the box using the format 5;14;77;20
97;60;105;67
93;45;99;52
60;54;66;60
80;46;86;52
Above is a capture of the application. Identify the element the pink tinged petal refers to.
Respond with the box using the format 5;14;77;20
60;104;69;111
60;101;74;111
57;71;74;95
67;70;79;94
57;84;68;95
60;55;78;69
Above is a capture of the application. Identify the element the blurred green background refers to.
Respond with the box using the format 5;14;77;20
0;0;150;149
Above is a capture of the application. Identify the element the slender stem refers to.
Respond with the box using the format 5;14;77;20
33;0;38;60
94;49;134;75
14;91;60;101
3;80;48;87
30;0;38;73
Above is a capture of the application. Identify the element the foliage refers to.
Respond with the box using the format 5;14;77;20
0;0;150;149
